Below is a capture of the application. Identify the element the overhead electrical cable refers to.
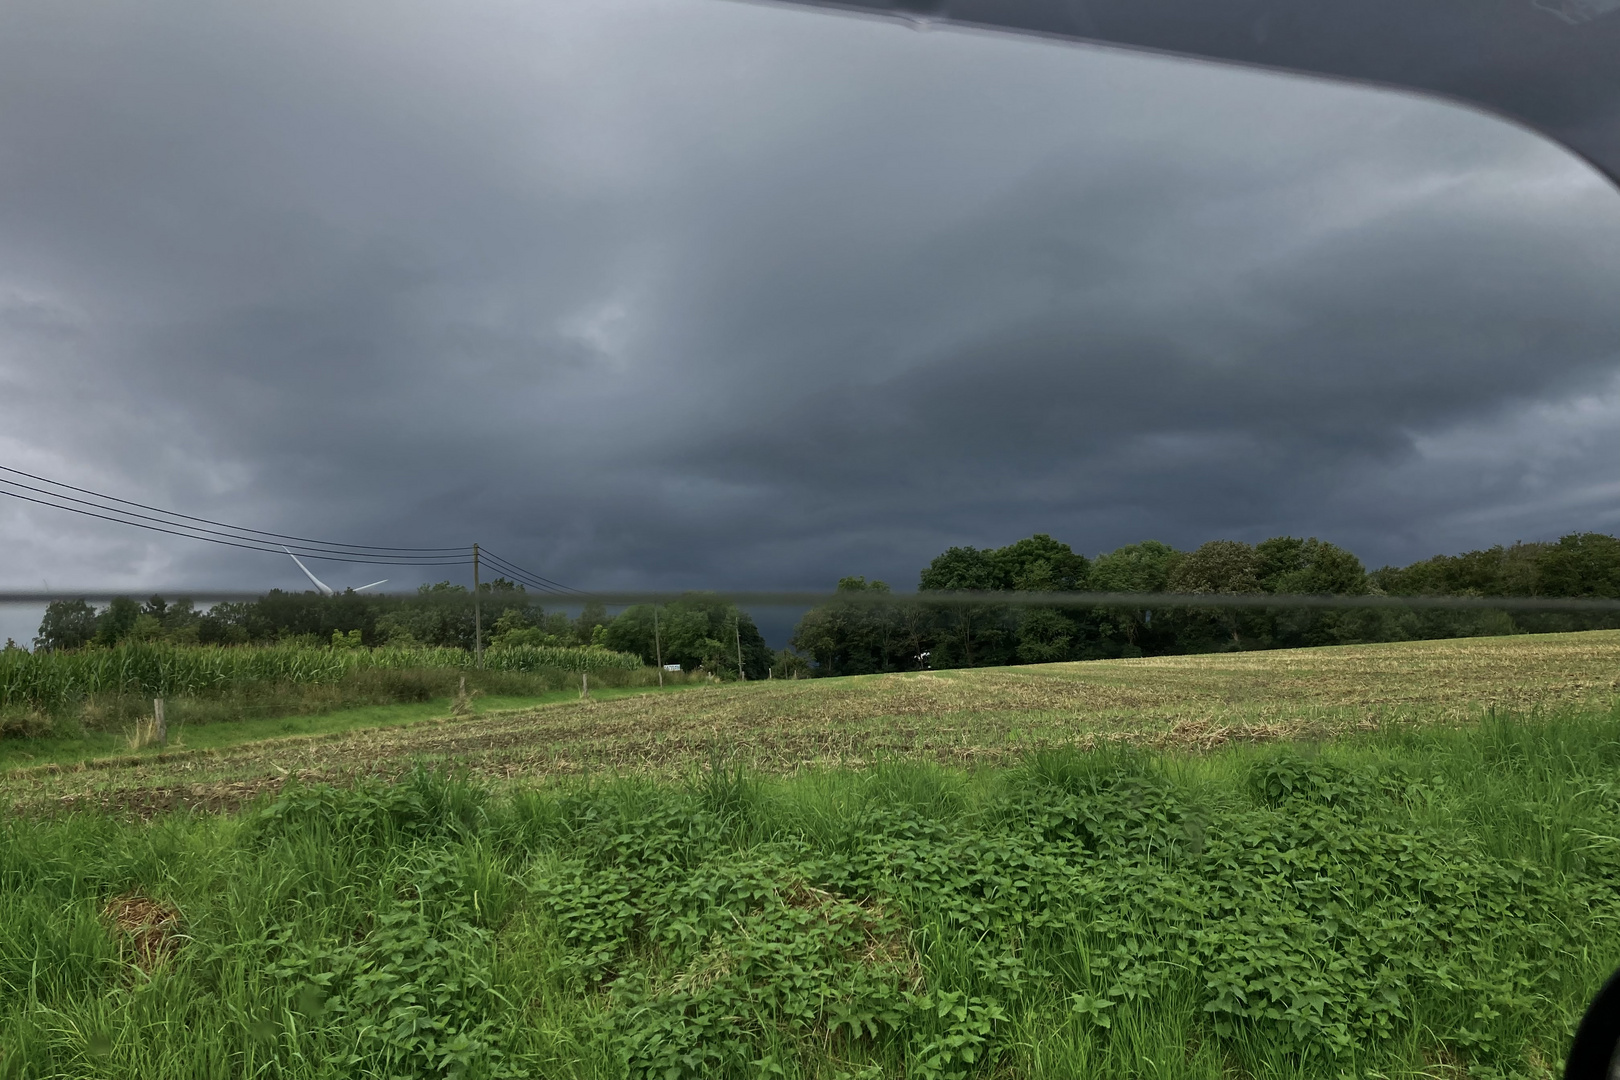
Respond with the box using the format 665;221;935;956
0;486;461;565
476;563;579;595
477;549;581;593
476;549;583;596
0;477;467;564
0;464;581;594
475;564;566;595
0;465;584;591
0;465;467;551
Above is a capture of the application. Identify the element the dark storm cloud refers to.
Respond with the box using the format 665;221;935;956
2;0;1619;647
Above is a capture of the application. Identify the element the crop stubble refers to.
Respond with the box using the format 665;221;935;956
8;630;1618;814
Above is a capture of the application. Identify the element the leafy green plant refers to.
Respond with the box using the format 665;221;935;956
262;848;522;1079
5;711;1620;1078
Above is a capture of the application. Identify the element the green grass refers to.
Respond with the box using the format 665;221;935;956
4;706;1620;1079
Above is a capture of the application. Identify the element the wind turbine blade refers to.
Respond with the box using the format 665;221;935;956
354;579;389;593
282;545;334;596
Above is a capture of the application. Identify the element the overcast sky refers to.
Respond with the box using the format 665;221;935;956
3;0;1620;645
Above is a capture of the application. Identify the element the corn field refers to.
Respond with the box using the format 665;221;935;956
0;642;643;711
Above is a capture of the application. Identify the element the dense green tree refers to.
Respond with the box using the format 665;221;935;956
603;596;770;679
919;547;1009;668
34;599;99;651
1370;543;1546;597
789;577;916;676
196;602;252;645
1090;541;1181;594
248;589;378;646
1164;540;1265;650
1167;540;1262;595
918;547;1001;592
93;596;143;647
486;605;572;648
600;605;658;662
1014;606;1075;663
1254;537;1372;647
991;534;1090;592
1256;537;1366;595
1088;541;1182;657
1536;532;1620;598
994;535;1090;663
1366;536;1617;639
574;601;611;646
160;598;201;643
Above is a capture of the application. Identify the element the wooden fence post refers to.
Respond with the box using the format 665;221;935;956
153;697;166;748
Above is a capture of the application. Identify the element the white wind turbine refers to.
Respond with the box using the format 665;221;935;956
282;546;388;596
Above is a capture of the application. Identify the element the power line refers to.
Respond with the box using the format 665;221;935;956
0;476;469;563
0;465;467;552
477;562;576;597
0;488;469;566
477;566;570;597
486;555;582;596
0;464;582;591
473;550;563;592
477;549;582;596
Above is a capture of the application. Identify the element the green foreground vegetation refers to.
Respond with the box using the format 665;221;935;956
2;631;1618;1078
5;708;1620;1079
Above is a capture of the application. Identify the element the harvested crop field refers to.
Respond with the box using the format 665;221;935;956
7;630;1618;816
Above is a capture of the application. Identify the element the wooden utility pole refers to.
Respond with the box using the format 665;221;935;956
653;606;664;688
472;543;483;669
734;616;745;682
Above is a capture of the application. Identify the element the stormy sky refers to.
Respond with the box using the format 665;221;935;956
3;0;1620;645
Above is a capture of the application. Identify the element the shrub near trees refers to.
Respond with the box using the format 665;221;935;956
791;531;1620;674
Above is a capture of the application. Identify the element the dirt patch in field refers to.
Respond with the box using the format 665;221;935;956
103;893;184;969
52;774;309;818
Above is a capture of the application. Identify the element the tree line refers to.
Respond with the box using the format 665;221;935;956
788;531;1620;675
26;530;1620;677
32;583;776;679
